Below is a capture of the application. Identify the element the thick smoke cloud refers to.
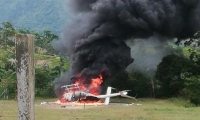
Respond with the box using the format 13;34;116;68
53;0;200;96
126;34;174;78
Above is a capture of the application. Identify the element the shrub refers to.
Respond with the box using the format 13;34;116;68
184;76;200;106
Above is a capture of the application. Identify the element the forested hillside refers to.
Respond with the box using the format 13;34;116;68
0;0;67;34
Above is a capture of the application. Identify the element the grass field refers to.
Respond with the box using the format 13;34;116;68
0;98;200;120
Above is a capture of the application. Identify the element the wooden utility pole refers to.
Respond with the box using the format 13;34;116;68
15;34;35;120
151;78;155;98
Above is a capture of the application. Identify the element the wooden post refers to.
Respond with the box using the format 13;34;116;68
151;78;155;98
15;34;35;120
6;88;8;99
3;88;6;99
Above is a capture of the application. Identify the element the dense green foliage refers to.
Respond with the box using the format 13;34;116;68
155;54;198;97
183;76;200;106
35;67;59;98
0;22;69;99
108;71;152;98
155;52;200;105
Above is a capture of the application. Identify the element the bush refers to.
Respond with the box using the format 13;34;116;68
155;54;197;98
184;76;200;106
35;86;56;98
128;71;152;97
108;70;152;97
35;66;59;98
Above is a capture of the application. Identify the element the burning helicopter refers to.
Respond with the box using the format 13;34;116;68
60;84;137;105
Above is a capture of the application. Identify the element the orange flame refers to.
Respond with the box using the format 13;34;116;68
54;73;103;104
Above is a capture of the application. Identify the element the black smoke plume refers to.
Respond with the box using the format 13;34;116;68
53;0;200;96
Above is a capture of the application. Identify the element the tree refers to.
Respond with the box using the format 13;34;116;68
108;70;152;97
34;30;59;54
155;54;197;98
17;29;31;34
189;51;200;71
0;22;16;50
0;22;16;99
128;71;152;97
35;67;57;97
184;76;200;106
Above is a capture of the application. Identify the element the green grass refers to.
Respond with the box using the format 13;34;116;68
0;98;200;120
35;54;53;60
35;54;69;69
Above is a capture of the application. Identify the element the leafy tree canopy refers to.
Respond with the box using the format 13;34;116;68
155;54;198;97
